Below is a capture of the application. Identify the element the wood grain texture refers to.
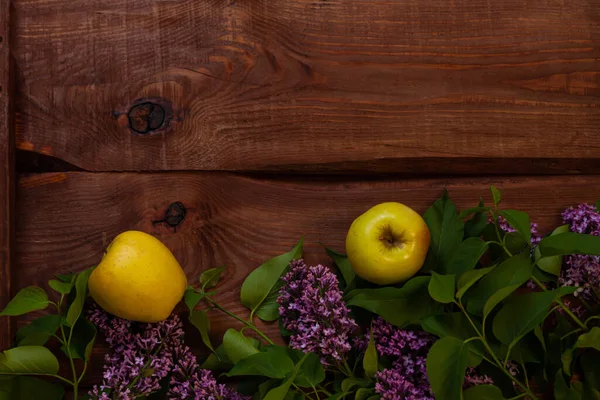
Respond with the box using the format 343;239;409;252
12;0;600;174
0;0;13;351
14;171;600;383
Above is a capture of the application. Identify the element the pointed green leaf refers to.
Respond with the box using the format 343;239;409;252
467;253;532;315
200;266;227;290
446;238;489;275
490;186;502;208
499;210;531;243
241;239;303;315
48;279;73;295
0;346;59;375
539;232;600;257
222;329;259;364
15;315;61;347
428;272;455;304
255;284;283;322
323;245;355;289
363;329;378;378
492;290;566;346
463;384;504;400
423;190;465;273
65;317;96;361
294;352;325;388
464;199;489;239
555;370;582;400
576;327;600;351
483;284;522;320
3;376;64;400
189;310;214;352
184;287;204;311
426;337;469;400
264;352;310;400
226;346;294;379
0;287;49;316
348;277;442;327
355;388;375;400
66;268;93;326
456;266;494;299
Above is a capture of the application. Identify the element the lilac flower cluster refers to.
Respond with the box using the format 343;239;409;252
277;259;358;367
561;203;600;300
87;304;247;400
366;317;434;400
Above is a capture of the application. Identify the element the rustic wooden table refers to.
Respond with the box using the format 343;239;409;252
1;0;600;388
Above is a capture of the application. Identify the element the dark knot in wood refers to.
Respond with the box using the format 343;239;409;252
153;202;186;232
128;102;166;134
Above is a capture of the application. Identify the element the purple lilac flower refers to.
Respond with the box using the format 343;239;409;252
376;366;434;400
463;368;494;388
560;204;600;300
277;259;358;367
87;304;248;400
168;344;248;400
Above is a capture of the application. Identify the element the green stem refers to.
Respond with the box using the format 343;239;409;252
312;385;320;399
585;315;600;327
456;303;538;400
318;385;332;396
530;276;588;331
57;294;79;397
0;373;74;386
207;298;274;345
561;329;583;341
508;394;528;400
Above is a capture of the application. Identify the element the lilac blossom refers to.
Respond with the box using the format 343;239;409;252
87;304;248;400
463;368;494;389
277;259;358;367
496;215;543;246
560;203;600;300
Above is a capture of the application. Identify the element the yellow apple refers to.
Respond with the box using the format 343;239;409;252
345;202;430;285
88;230;188;322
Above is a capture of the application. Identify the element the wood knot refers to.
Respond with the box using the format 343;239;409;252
125;97;174;135
153;202;187;232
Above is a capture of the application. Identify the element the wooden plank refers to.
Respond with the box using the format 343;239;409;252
12;0;600;174
0;0;13;351
14;171;600;383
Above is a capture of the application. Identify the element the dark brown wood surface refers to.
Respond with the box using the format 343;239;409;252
11;0;600;174
0;0;13;352
14;172;600;384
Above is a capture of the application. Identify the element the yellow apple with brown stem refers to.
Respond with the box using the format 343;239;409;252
345;202;430;285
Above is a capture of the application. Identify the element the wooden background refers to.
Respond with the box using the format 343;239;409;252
3;0;600;390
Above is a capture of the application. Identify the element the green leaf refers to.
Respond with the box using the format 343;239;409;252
255;286;282;322
576;327;600;351
66;268;93;327
341;377;371;393
482;284;522;321
0;346;59;375
222;329;260;364
200;344;232;371
428;272;455;304
499;210;531;243
355;388;375;400
539;232;600;257
446;238;489;275
562;347;574;376
67;317;96;361
241;239;303;315
467;253;532;315
464;199;489;239
294;352;325;388
555;370;582;400
0;287;49;316
189;310;214;352
456;266;494;299
426;336;469;400
184;287;204;311
200;266;227;290
463;384;504;400
420;313;484;367
3;376;64;400
492;290;564;346
264;352;310;400
423;190;465;273
226;346;294;379
581;352;600;390
15;315;61;346
323;245;355;289
48;279;73;295
535;225;570;276
459;205;491;219
347;277;442;327
363;328;378;378
490;185;502;207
